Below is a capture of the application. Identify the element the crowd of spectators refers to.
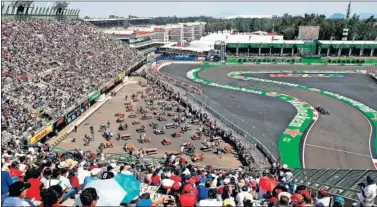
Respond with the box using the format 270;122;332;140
2;138;376;207
1;18;144;140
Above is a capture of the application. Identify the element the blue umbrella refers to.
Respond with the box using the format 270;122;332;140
114;173;141;204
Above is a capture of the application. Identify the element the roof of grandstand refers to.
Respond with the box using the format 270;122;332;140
318;40;377;45
84;17;153;21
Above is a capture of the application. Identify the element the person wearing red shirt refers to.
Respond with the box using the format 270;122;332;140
26;170;43;201
9;161;24;181
179;156;186;165
182;183;198;199
151;171;161;186
179;184;197;207
170;169;182;183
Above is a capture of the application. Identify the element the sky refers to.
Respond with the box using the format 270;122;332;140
25;1;377;18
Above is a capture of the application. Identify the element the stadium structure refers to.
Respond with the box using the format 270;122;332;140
1;2;377;207
83;15;377;58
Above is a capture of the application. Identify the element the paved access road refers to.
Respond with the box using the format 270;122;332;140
161;63;375;169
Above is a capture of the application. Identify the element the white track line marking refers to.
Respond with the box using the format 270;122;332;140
359;111;377;169
302;108;319;168
306;144;371;157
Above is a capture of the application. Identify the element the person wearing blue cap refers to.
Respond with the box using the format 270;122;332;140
333;196;345;207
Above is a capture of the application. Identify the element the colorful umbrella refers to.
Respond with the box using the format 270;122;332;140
76;178;127;206
115;173;141;204
259;176;278;193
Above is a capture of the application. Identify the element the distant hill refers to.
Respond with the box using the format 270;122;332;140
359;13;377;19
329;13;345;19
329;13;377;19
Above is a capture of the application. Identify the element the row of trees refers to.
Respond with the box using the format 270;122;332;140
86;14;377;41
149;14;376;41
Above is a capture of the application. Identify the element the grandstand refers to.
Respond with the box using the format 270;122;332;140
1;5;145;144
84;16;153;28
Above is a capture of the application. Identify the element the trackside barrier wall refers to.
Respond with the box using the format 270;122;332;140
156;56;198;62
152;60;276;165
29;58;147;144
292;168;377;205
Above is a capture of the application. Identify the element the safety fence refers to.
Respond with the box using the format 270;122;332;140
227;57;377;66
292;168;377;204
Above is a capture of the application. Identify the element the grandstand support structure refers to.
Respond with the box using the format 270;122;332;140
214;40;226;61
53;0;69;16
11;0;33;15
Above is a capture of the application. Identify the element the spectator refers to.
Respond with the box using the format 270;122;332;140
1;163;14;197
59;169;76;203
198;188;222;206
197;180;211;201
136;193;153;207
101;166;115;180
26;170;43;202
80;187;98;207
359;175;377;207
40;185;65;207
333;196;345;207
151;170;161;186
314;189;331;207
291;193;306;207
278;195;291;207
2;181;31;207
9;161;24;181
179;184;197;207
236;185;253;206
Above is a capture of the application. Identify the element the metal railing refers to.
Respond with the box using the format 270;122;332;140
292;168;377;204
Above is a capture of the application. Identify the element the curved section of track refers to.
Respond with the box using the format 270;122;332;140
186;65;317;168
190;64;375;169
160;64;297;159
228;70;377;168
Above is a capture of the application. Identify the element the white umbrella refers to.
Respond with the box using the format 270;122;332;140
75;179;127;206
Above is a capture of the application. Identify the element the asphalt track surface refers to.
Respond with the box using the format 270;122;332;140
161;64;375;169
161;64;296;158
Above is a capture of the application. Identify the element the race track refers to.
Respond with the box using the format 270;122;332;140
160;63;376;169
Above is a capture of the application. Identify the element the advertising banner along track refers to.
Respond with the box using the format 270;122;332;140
187;65;317;168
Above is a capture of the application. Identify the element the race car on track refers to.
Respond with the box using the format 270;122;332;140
315;105;330;115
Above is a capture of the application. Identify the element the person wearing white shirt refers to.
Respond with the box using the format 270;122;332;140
77;165;91;185
315;190;331;207
360;176;377;207
169;154;176;164
198;188;222;207
182;167;191;176
236;186;253;207
60;169;76;203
